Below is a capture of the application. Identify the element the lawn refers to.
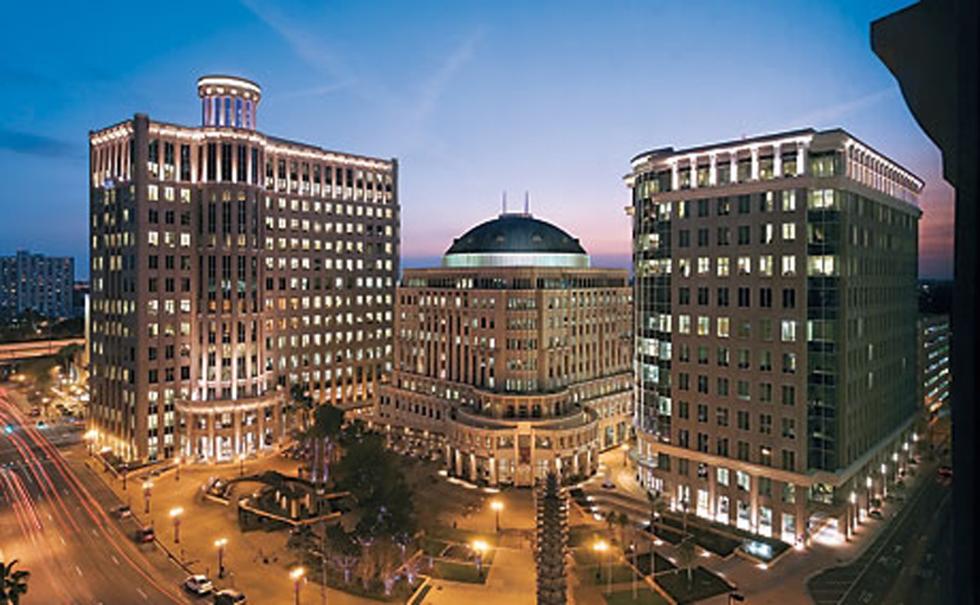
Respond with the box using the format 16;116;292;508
653;566;733;604
583;563;642;586
420;536;450;557
603;588;672;605
633;552;677;576
431;560;488;584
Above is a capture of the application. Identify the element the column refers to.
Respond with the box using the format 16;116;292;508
489;456;497;486
796;143;806;176
708;154;718;185
234;408;242;456
469;452;477;482
749;474;759;533
707;467;718;518
795;485;807;544
773;145;783;177
454;448;463;477
208;413;216;460
670;163;680;191
257;403;266;450
573;451;581;476
729;155;738;184
689;157;698;189
750;147;760;180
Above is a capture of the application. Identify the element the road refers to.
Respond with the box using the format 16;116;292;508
1;387;192;604
806;459;952;605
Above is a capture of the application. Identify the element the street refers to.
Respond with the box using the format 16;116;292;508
1;387;191;604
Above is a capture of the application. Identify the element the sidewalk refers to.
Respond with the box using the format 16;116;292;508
76;442;376;605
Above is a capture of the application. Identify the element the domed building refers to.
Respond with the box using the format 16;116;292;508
375;211;632;487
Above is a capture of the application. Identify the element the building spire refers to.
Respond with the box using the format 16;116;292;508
502;190;508;214
524;191;530;215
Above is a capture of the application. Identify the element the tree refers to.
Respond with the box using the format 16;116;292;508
676;536;697;587
325;524;360;584
0;559;30;605
615;511;629;549
304;403;345;487
646;490;668;575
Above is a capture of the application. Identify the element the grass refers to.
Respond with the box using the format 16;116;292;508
653;566;732;605
431;560;488;584
633;552;677;575
603;588;672;605
584;563;642;586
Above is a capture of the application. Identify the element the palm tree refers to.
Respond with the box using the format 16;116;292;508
647;490;667;575
676;536;697;587
305;403;345;488
1;559;30;604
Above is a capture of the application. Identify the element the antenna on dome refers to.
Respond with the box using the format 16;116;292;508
524;191;530;215
502;190;507;214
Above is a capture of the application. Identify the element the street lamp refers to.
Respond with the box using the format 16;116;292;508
593;539;610;595
175;456;182;482
290;566;305;605
214;538;228;578
142;480;154;514
83;429;98;455
239;453;246;477
169;506;183;544
472;540;489;577
490;499;504;533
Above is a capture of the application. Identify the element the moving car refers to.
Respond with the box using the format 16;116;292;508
135;526;155;543
112;504;132;519
183;575;214;596
868;509;884;520
213;589;247;604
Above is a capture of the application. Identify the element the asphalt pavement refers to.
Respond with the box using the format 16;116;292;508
1;387;194;604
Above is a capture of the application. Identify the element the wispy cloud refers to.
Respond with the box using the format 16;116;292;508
783;87;896;129
411;30;484;125
271;81;353;102
0;128;80;159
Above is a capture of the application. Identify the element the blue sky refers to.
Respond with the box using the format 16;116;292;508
0;0;953;278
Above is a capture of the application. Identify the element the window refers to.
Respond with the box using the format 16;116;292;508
717;227;731;246
738;287;750;307
716;407;729;427
761;223;774;244
759;414;772;435
697;433;709;452
717;197;731;215
737;256;751;275
697;316;710;336
697;404;708;423
717;287;729;307
808;188;837;209
697;346;709;365
737;442;750;462
759;382;772;402
781;190;796;211
737;195;750;214
782;450;796;472
782;222;796;241
697;199;709;217
677;401;689;419
759;288;773;308
679;287;691;305
697;375;709;394
760;447;773;467
717;257;730;277
759;255;773;276
781;320;797;342
781;255;796;276
698;287;710;305
717;467;730;486
717;347;730;367
782;418;796;439
736;470;751;491
717;317;730;338
698;257;710;275
679;230;691;248
782;288;796;309
737;225;751;245
781;385;796;406
737;411;749;430
679;258;691;277
782;353;797;374
759;350;773;371
717;377;729;396
738;349;751;370
737;380;750;400
698;228;709;247
678;315;691;334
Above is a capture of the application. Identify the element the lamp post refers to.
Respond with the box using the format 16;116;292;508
239;454;245;477
490;500;504;533
142;480;153;514
214;538;228;578
175;456;182;482
472;540;488;577
169;506;183;544
83;429;98;455
290;566;305;605
593;540;610;595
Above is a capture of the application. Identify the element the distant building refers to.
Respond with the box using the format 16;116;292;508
917;314;950;417
88;75;399;462
72;281;90;318
627;128;922;544
376;212;632;487
0;250;75;319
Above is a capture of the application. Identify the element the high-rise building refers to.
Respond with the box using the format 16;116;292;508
88;75;399;463
627;128;922;544
375;212;632;487
0;250;75;319
917;313;950;418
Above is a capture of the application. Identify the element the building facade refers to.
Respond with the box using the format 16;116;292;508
375;213;632;487
627;128;922;545
917;313;950;418
0;250;75;319
88;75;398;463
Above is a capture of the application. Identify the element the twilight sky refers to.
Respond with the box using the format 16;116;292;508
0;0;953;278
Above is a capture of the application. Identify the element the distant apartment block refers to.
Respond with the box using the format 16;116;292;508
0;250;75;319
627;128;922;545
917;314;950;417
88;75;398;462
375;212;632;487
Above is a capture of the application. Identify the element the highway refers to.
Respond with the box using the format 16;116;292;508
1;387;192;604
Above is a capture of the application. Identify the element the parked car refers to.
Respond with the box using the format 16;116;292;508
869;509;884;520
183;575;214;596
112;504;132;519
213;589;247;604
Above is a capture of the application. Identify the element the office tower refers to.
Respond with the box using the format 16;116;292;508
88;75;398;462
375;212;632;486
917;314;950;418
627;128;921;543
0;250;75;319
